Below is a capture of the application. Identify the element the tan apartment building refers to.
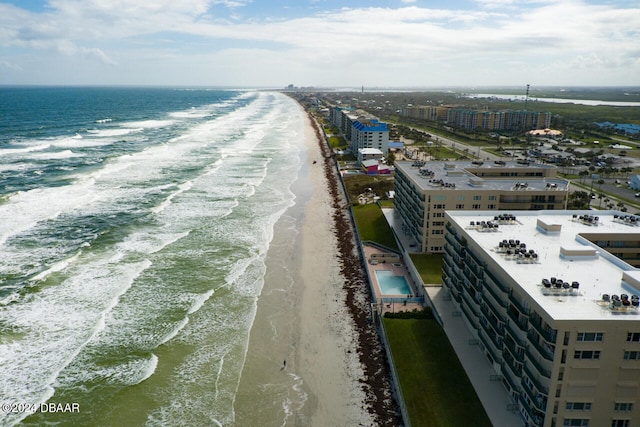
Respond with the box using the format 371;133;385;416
401;105;449;121
394;160;569;253
442;210;640;427
401;105;552;132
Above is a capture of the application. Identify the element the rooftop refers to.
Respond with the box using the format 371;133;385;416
396;160;569;192
446;210;640;321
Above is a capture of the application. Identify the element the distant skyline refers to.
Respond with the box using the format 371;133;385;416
1;0;639;87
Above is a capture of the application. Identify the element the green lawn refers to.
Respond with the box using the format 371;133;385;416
384;318;492;427
409;253;444;285
352;204;399;251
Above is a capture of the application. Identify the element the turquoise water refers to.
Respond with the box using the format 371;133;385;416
0;87;306;426
374;270;412;295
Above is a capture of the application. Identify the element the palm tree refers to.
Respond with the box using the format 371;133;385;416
579;170;589;184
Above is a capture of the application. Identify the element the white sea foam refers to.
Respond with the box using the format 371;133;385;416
0;91;308;426
188;289;215;315
0;181;97;247
151;181;194;214
0;257;152;424
29;250;82;282
169;110;210;119
124;119;175;129
88;127;144;137
29;149;84;160
96;118;113;123
0;142;52;155
0;162;36;173
158;317;189;346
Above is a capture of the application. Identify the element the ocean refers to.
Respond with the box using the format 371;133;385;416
0;87;309;426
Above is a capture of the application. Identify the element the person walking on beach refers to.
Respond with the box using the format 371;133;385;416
281;360;286;370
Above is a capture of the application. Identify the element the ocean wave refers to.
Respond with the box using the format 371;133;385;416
0;90;309;426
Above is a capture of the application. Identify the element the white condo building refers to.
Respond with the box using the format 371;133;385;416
442;210;640;427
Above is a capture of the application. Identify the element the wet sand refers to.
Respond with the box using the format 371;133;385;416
234;102;400;426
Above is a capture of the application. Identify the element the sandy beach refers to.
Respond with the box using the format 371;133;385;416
234;102;400;426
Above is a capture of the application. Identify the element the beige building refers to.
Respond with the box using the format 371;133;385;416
442;210;640;427
394;160;570;253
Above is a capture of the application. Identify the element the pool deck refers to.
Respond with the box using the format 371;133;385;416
363;244;424;315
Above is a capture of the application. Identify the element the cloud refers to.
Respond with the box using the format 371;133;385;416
0;58;23;72
1;0;638;86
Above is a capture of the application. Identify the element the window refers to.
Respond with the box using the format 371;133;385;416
472;204;481;209
563;419;589;426
614;403;633;412
487;204;497;209
434;195;446;202
577;332;604;342
430;246;443;252
574;350;600;360
433;212;445;218
566;402;592;411
627;332;640;342
488;195;497;201
431;229;443;235
473;195;482;201
456;195;465;201
432;221;445;227
455;204;464;209
611;420;630;427
623;351;640;360
433;204;445;209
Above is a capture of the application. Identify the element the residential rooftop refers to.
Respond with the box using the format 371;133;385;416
446;210;640;321
395;160;569;192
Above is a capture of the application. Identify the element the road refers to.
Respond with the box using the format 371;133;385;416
400;125;640;213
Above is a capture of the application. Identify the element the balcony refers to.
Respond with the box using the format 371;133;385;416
465;247;485;272
518;394;545;427
483;282;509;310
479;328;503;364
529;317;557;344
462;290;481;319
451;290;461;303
484;268;510;294
444;233;459;251
504;336;525;363
509;293;530;317
506;315;527;341
502;365;521;394
452;279;463;295
444;242;456;258
484;300;507;328
503;350;523;378
527;330;555;362
525;346;552;379
522;363;549;396
461;302;479;330
522;378;548;413
507;305;529;331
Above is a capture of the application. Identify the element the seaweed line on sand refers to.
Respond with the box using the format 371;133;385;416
307;112;403;427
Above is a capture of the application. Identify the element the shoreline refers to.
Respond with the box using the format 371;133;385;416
306;110;402;426
234;96;400;426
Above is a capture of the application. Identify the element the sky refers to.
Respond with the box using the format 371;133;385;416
1;0;639;88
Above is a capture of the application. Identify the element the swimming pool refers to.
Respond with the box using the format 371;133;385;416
374;270;412;295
